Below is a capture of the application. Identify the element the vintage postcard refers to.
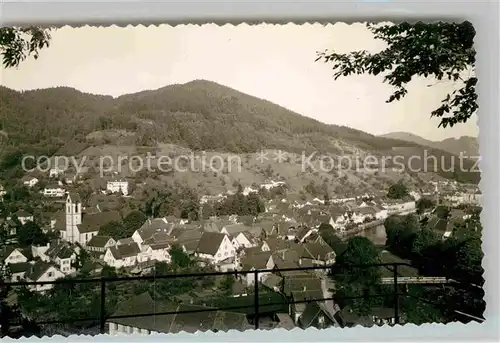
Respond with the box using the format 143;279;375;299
0;22;483;338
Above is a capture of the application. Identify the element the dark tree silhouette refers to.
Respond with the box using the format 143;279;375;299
0;27;52;68
317;22;477;128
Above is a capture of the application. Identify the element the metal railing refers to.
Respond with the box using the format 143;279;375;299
0;262;482;336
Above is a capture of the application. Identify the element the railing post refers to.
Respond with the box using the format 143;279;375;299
393;264;399;325
99;278;106;334
254;270;259;330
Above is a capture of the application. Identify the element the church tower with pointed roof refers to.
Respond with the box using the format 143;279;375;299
65;192;82;243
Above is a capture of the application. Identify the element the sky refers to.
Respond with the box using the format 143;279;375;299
1;23;478;141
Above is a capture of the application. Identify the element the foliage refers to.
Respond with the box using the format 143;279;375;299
142;184;199;220
435;205;451;219
332;236;382;315
219;274;235;296
16;221;50;247
169;245;194;269
416;197;436;214
0;27;52;68
387;181;409;199
123;210;147;233
317;223;342;249
316;22;477;128
98;220;125;240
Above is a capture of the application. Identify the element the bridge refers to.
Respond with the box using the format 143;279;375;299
380;276;453;285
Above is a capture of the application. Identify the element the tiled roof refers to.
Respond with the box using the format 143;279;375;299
196;232;226;256
87;235;113;248
109;242;140;260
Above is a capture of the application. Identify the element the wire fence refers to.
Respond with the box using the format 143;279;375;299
0;262;483;337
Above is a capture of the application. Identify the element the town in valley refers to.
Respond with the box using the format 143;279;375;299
0;22;483;337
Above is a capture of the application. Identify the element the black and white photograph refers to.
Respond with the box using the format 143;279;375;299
0;22;483;337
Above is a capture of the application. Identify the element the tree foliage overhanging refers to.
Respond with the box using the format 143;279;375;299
316;21;477;128
0;27;52;68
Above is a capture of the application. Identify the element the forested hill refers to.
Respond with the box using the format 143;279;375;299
0;80;480;183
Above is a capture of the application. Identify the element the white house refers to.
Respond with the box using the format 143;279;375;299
25;261;65;293
137;242;172;264
8;210;34;225
43;183;66;197
49;166;65;178
131;218;171;245
106;179;129;196
195;232;235;264
2;247;31;265
21;176;39;188
86;235;117;259
233;231;257;249
239;251;275;287
104;242;141;268
44;241;79;275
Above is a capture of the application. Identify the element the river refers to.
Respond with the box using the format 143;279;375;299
355;224;388;246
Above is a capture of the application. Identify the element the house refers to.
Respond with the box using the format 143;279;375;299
0;218;18;238
232;231;257;249
137;242;172;264
295;226;314;243
106;179;129;196
298;301;337;329
356;207;377;221
131;218;172;245
371;307;400;325
104;242;141;268
21;175;39;188
24;261;65;293
334;306;374;328
43;183;66;197
221;223;252;236
9;209;34;225
195;232;235;263
239;251;275;286
86;235;116;259
301;243;336;265
107;292;251;335
1;246;32;265
7;262;33;282
44;241;78;274
49;166;65;178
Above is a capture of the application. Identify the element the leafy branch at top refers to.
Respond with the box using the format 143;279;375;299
0;27;52;68
316;21;477;128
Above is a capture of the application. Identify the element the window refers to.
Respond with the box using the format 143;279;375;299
47;272;54;278
217;253;221;257
224;252;228;256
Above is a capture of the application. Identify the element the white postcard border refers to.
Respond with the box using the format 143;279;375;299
0;1;498;342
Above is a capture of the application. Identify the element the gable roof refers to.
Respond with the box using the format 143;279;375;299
240;251;272;271
196;232;226;256
108;242;141;260
45;241;75;259
136;218;173;241
87;235;114;248
25;261;55;281
298;301;336;329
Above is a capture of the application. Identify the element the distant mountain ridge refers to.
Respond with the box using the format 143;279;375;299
379;132;479;157
0;80;480;184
